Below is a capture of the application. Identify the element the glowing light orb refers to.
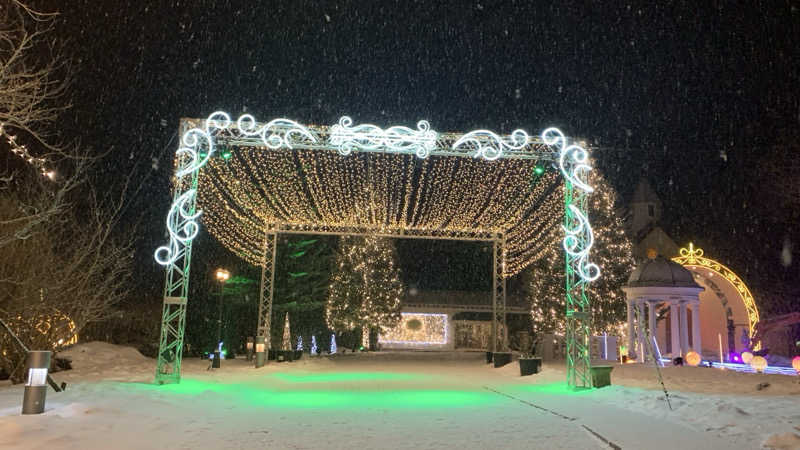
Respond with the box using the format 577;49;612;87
791;356;800;373
750;356;767;373
685;351;701;366
741;351;754;364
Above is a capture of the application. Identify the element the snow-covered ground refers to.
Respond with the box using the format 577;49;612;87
0;342;798;449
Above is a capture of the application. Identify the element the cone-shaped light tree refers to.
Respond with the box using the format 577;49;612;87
528;171;634;337
326;236;404;342
281;312;292;350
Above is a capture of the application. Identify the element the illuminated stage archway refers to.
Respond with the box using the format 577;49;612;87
672;243;760;351
153;112;600;387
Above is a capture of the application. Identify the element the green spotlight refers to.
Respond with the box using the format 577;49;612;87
222;151;232;160
533;165;545;176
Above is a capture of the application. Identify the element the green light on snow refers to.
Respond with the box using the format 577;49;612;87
129;376;494;409
271;371;420;383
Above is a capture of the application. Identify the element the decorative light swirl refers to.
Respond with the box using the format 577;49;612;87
329;116;438;158
175;111;231;177
154;189;201;265
542;127;593;193
451;129;528;161
562;204;601;282
236;114;317;149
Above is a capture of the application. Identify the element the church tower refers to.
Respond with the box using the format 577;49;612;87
627;178;678;260
629;178;662;237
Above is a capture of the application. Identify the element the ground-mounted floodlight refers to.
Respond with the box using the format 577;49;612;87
22;350;50;414
254;335;266;368
246;336;254;361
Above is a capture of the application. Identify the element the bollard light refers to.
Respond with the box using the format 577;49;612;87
254;335;266;368
246;336;254;361
212;341;222;369
685;351;701;366
22;350;50;414
750;355;767;373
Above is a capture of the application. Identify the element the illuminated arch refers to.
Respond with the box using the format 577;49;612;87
672;243;759;348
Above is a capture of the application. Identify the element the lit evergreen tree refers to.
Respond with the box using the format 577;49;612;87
326;236;404;339
527;171;634;337
281;312;292;350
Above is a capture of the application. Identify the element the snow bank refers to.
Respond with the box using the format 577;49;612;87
56;341;151;381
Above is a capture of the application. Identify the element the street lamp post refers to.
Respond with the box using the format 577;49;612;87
213;268;230;368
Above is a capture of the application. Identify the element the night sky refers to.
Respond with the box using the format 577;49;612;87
36;1;799;311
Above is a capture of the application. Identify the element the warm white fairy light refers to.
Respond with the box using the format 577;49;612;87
378;313;448;345
155;113;588;285
0;123;55;180
198;151;563;275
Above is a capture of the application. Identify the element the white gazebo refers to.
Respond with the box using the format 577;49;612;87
623;252;704;361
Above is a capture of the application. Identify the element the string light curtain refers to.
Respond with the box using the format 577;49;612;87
197;148;563;277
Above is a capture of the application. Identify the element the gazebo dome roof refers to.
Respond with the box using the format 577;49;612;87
626;255;701;288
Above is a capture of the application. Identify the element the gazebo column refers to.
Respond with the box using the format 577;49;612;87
637;301;646;362
627;300;635;358
670;302;680;357
691;301;702;355
647;300;657;345
679;302;689;356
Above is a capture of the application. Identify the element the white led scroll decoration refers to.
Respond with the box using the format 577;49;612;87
329;116;438;158
451;129;529;160
154;189;201;265
175;111;231;177
563;205;601;282
541;127;600;282
542;127;594;193
237;114;317;149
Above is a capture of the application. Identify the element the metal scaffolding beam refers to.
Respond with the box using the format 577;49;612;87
154;122;197;384
564;181;592;388
257;229;278;348
490;238;508;352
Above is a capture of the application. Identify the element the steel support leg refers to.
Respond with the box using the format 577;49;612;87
256;230;278;354
564;181;592;388
155;138;197;384
491;238;507;352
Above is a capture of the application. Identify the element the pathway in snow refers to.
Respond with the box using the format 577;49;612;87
0;344;797;449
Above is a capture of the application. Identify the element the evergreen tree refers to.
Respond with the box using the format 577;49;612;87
528;171;634;337
271;237;333;347
281;312;292;350
326;236;404;337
